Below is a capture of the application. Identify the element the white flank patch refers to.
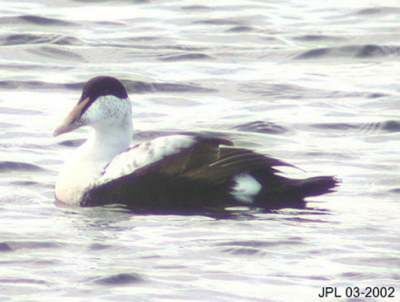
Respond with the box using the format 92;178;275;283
100;135;195;182
231;173;262;204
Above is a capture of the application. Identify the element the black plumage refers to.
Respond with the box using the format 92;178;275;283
78;76;128;114
82;136;337;210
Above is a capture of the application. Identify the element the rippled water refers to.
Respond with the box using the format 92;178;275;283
0;0;399;301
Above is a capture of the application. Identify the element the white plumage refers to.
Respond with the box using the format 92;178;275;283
54;76;337;208
55;95;133;204
55;92;196;205
100;135;195;182
231;173;262;204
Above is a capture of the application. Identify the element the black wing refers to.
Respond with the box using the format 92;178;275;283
81;135;292;209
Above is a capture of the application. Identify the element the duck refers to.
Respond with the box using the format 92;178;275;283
54;76;337;211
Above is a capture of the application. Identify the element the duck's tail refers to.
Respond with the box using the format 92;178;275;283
295;176;338;198
248;174;339;209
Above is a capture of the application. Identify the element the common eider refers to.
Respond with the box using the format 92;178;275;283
54;76;337;210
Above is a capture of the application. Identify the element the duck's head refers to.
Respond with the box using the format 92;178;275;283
54;76;131;137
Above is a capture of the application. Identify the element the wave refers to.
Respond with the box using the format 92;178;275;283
389;188;400;194
0;243;12;252
0;15;75;26
233;121;288;134
27;46;84;61
0;80;82;90
2;241;62;250
355;7;400;16
381;120;400;132
226;25;256;32
193;18;242;26
57;139;85;147
294;44;400;60
0;106;42;115
0;79;215;94
0;278;48;285
0;161;44;172
181;5;211;11
0;33;82;46
159;53;212;61
92;273;143;285
125;80;216;93
293;34;344;42
239;82;385;100
311;121;400;134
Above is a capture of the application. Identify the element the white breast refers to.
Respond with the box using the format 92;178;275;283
56;134;195;205
55;151;105;205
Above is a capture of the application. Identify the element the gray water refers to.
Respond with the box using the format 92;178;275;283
0;0;399;301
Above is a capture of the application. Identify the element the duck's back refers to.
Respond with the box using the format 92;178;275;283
81;135;337;210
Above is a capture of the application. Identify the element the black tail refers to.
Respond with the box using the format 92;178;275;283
250;173;339;209
296;176;338;198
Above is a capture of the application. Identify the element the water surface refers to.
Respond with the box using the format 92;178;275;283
0;0;399;301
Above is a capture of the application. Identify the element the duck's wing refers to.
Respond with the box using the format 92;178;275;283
182;146;293;185
99;134;234;182
82;134;306;209
81;135;232;206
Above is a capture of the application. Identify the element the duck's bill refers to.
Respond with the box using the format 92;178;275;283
53;97;90;137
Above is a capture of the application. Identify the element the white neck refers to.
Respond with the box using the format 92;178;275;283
56;114;133;205
83;117;133;164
